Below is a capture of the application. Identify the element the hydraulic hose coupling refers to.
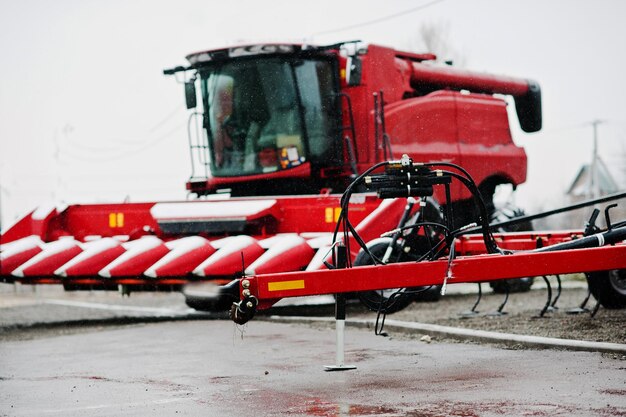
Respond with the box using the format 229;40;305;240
364;154;440;199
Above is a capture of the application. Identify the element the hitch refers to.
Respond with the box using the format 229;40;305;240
229;279;258;325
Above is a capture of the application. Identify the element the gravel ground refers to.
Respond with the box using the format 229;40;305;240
1;279;624;346
346;283;626;345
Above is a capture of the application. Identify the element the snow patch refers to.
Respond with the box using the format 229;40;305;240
150;200;277;220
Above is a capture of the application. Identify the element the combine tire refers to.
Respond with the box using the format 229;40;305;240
586;269;626;309
490;277;534;293
183;280;240;312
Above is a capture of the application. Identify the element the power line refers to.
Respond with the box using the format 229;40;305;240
60;120;187;163
147;103;185;134
312;0;445;37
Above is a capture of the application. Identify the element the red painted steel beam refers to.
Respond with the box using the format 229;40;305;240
455;231;581;254
245;244;626;309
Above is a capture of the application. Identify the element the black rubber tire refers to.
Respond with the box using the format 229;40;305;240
586;269;626;309
183;280;240;312
489;277;534;293
354;240;417;314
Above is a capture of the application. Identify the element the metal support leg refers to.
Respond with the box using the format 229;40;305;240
324;293;356;371
324;244;356;372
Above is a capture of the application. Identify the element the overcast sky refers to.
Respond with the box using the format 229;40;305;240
1;0;625;229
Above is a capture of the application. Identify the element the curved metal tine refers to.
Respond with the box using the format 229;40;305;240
459;283;482;318
488;281;510;316
550;274;562;309
590;301;601;317
590;294;601;318
534;275;553;318
566;287;592;315
374;295;389;337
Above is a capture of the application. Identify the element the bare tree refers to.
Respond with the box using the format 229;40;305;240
407;20;467;67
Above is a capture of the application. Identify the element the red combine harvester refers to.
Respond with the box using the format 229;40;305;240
2;41;623;313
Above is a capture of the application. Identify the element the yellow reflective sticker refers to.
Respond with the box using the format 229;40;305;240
325;207;333;223
268;280;305;292
109;212;124;228
109;213;117;228
334;207;342;222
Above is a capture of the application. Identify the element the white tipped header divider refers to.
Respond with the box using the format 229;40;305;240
306;245;333;271
192;235;262;276
258;234;299;249
305;234;334;249
0;235;44;257
99;236;164;277
144;236;212;277
245;235;311;275
11;238;82;277
53;238;121;276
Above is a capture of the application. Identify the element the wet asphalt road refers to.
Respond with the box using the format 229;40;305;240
1;285;626;416
1;320;626;417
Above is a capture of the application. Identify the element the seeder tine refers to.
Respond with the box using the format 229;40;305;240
487;282;509;317
459;283;482;318
589;297;601;317
566;287;592;315
533;276;554;319
550;274;562;310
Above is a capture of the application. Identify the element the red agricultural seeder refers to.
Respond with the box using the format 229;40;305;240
224;155;625;369
229;155;626;323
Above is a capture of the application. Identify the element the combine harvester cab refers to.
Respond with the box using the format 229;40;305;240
2;40;553;311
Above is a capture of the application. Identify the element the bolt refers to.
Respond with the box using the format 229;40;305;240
246;301;254;309
242;279;250;289
242;289;251;297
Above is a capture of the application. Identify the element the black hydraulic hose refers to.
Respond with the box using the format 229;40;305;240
331;161;391;266
439;170;500;254
418;161;500;254
381;221;451;237
532;225;626;253
463;190;626;235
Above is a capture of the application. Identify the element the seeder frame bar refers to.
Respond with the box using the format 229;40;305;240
243;242;626;310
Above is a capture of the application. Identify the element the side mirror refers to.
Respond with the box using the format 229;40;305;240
346;56;362;86
185;81;197;109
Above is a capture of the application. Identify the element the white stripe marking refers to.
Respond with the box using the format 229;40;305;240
38;397;193;414
597;233;605;247
43;299;196;315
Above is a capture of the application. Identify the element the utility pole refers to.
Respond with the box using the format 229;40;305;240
589;120;602;201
